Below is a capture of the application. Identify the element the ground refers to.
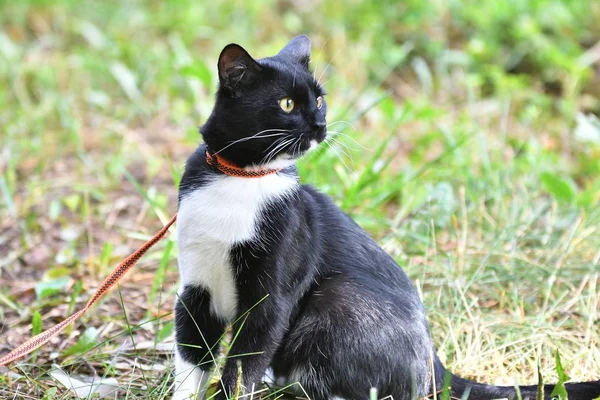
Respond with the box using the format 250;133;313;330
0;1;599;399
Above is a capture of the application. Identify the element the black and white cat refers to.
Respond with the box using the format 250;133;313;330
173;36;600;400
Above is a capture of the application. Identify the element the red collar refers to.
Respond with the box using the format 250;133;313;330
205;150;283;178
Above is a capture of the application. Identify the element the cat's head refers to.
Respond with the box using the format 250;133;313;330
201;35;327;168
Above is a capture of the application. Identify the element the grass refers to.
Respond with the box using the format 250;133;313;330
1;0;599;398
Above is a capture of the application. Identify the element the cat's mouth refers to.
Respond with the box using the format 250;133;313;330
264;131;325;166
284;135;323;159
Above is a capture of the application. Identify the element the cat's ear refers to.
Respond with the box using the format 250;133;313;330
218;44;262;96
277;35;311;69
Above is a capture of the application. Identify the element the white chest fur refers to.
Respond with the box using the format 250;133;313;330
176;172;298;321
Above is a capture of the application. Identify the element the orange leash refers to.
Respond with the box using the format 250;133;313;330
0;214;177;367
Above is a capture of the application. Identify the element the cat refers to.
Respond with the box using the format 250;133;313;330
172;35;600;400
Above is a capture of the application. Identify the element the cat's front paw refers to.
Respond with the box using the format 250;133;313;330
212;375;246;400
171;376;206;400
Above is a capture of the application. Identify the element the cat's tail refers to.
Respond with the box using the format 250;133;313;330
450;374;600;400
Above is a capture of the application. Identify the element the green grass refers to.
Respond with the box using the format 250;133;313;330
1;0;599;399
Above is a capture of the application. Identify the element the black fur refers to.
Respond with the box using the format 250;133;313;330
175;36;600;400
175;286;226;370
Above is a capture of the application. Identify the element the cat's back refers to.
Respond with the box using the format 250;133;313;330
299;184;416;291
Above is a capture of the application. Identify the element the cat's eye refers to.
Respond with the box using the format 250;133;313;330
316;96;324;110
279;98;295;113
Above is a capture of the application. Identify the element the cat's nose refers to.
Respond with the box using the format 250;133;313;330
312;120;326;132
312;121;327;141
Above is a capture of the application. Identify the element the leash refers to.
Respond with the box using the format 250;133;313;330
0;150;277;366
0;214;177;367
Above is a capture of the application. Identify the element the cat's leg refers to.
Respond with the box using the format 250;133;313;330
172;349;208;400
173;285;226;400
215;294;290;400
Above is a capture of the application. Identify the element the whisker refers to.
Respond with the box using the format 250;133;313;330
293;65;297;88
260;138;286;164
328;135;354;162
319;77;335;88
327;120;359;133
327;131;356;153
290;140;299;158
323;133;354;162
263;135;289;156
313;37;330;81
322;139;353;175
226;132;289;147
317;48;342;85
327;130;370;151
262;138;295;164
269;139;295;163
294;133;306;157
214;129;292;155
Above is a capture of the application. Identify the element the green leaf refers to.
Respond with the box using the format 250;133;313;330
62;194;81;212
157;321;174;342
180;60;212;88
148;239;173;310
31;311;42;336
576;186;600;208
540;172;577;203
49;199;61;220
574;113;600;144
550;350;570;400
460;386;472;400
44;266;72;280
99;242;113;269
110;62;140;100
64;327;98;356
514;385;523;400
42;387;58;400
67;280;83;315
537;360;544;400
441;369;453;400
555;349;570;382
35;277;70;301
379;97;396;120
